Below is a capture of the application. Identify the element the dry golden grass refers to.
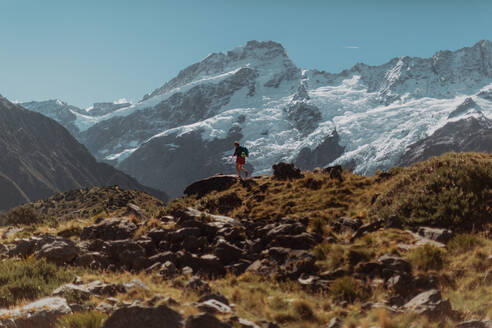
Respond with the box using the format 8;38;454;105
3;153;492;327
167;170;383;225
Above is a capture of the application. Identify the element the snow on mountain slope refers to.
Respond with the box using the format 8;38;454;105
20;40;492;196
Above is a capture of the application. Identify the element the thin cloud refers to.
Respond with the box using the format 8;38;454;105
344;46;360;49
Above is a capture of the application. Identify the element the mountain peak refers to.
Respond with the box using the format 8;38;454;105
142;40;295;101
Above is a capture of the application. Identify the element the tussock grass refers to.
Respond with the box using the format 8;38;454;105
0;258;76;307
406;244;446;272
330;276;363;303
175;171;380;224
371;153;492;230
56;311;107;328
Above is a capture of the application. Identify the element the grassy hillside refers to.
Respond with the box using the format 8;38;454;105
0;152;491;327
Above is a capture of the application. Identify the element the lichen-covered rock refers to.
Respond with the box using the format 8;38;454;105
81;217;138;241
0;297;71;328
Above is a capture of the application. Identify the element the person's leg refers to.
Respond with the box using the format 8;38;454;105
236;163;242;178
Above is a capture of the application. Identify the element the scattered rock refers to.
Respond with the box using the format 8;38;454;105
96;302;115;313
417;227;454;243
185;276;211;295
197;299;232;314
124;203;148;221
215;239;244;264
298;275;330;292
323;165;343;181
455;320;492;328
160;261;178;278
378;254;412;275
331;217;362;234
327;317;343;328
123;279;149;291
198;293;230;306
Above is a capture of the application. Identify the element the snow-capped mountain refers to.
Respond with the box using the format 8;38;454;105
21;40;492;197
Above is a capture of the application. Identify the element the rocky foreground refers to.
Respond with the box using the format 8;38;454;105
0;154;492;327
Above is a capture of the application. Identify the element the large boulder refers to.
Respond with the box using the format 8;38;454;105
417;227;454;244
184;175;238;198
0;297;71;328
272;162;303;180
73;251;112;269
52;281;125;299
185;313;231;328
34;240;79;265
214;239;244;264
402;289;453;318
81;217;138;241
107;239;150;271
103;304;183;328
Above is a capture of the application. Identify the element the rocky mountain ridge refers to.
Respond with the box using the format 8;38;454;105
0;96;167;210
21;40;492;197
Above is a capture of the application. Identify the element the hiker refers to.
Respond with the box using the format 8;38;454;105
231;141;249;178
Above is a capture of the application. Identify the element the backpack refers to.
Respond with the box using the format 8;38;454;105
240;146;249;157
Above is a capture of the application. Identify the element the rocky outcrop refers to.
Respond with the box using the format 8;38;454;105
272;162;303;180
0;297;71;328
402;289;453;318
399;116;492;166
284;102;321;135
295;131;345;170
184;175;239;198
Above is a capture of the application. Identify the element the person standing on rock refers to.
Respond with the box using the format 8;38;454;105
231;141;249;178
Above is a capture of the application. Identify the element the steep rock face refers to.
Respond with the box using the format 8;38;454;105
143;40;298;100
0;96;167;210
21;40;492;197
20;99;82;137
399;116;492;166
295;131;345;170
79;67;258;160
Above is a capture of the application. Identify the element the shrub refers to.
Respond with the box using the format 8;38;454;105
56;311;107;328
406;244;445;271
1;206;45;226
0;258;75;306
309;217;326;235
291;300;316;321
330;276;361;302
448;234;484;254
371;153;492;230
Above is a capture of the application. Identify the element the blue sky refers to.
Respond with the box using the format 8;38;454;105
1;0;491;108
